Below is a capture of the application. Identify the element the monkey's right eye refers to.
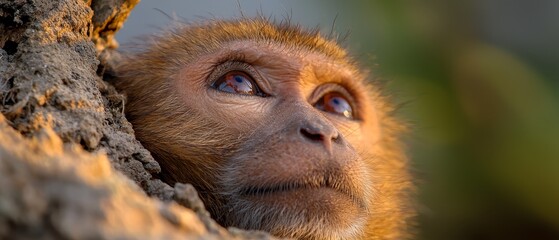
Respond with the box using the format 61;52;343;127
212;71;263;96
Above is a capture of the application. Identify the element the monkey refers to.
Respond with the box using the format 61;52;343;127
113;18;413;239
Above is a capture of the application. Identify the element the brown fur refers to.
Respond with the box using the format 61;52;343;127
114;18;413;239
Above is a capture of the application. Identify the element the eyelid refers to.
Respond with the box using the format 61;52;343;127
212;52;250;67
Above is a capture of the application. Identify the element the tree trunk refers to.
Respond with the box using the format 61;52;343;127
0;0;272;239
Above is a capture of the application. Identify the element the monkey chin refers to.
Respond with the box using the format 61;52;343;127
229;191;367;239
221;182;369;239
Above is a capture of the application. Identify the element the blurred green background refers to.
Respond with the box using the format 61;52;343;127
116;1;559;239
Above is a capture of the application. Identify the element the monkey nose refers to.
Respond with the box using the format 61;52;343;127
299;124;340;154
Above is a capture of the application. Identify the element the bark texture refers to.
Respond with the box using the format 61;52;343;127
0;0;273;239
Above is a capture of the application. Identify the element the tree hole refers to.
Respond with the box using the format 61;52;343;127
2;41;18;55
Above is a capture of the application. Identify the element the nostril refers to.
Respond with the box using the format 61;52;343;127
300;128;324;142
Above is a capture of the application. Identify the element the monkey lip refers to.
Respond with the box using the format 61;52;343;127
239;181;366;210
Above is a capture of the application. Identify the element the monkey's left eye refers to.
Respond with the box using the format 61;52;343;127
315;92;354;119
212;71;264;96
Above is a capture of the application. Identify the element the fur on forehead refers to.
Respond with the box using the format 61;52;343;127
130;18;354;68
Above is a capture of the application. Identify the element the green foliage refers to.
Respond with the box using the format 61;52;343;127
323;1;559;239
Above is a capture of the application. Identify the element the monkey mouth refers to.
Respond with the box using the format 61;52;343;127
240;183;332;196
238;177;366;210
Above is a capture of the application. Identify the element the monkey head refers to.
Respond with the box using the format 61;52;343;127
115;18;412;240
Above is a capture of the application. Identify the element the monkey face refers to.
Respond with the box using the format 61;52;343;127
117;19;410;240
168;40;380;239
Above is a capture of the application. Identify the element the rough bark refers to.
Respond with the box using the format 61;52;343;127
0;0;273;239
